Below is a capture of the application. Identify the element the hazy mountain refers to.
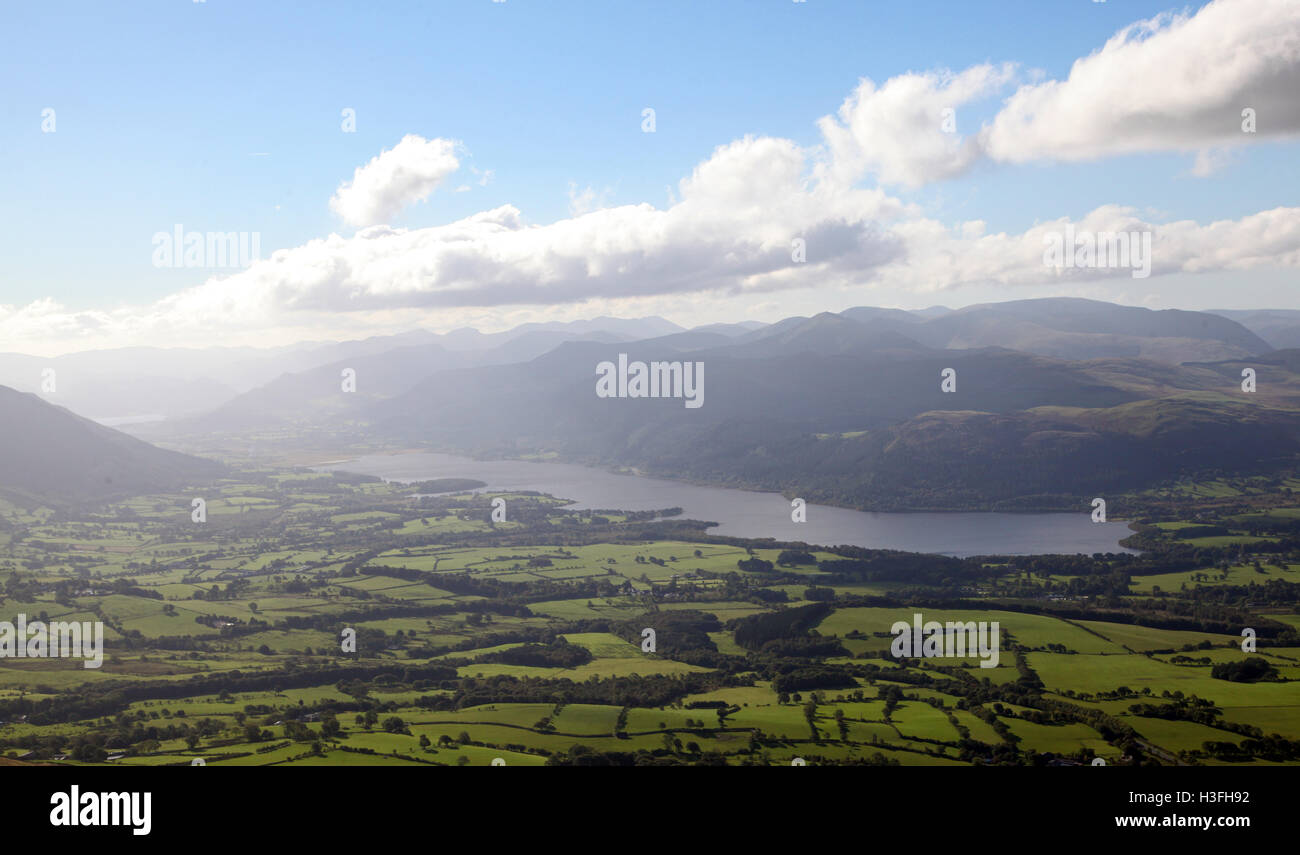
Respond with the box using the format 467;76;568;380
0;333;444;421
510;315;684;339
358;301;1297;509
372;332;1166;455
467;329;631;363
831;298;1271;363
1209;309;1300;350
837;306;927;326
2;373;238;423
155;343;463;434
152;329;634;436
100;297;1300;512
436;316;680;351
725;312;930;358
33;296;1264;428
690;321;769;336
0;321;646;424
0;385;223;506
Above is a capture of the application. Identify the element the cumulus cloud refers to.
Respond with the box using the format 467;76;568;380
822;0;1300;186
329;135;461;227
225;136;902;313
980;0;1300;166
10;177;1298;356
818;63;1016;188
6;197;1299;355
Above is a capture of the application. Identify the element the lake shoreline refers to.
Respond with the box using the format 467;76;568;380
315;450;1140;558
313;445;1119;517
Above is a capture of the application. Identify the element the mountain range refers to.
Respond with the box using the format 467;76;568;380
3;297;1297;510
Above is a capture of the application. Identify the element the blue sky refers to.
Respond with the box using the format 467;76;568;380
2;0;1298;353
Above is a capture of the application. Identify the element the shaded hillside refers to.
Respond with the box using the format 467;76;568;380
0;385;223;506
373;336;1154;451
369;335;1300;510
775;395;1300;511
149;298;1277;437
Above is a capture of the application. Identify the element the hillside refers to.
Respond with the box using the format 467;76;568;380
0;385;224;506
364;322;1300;510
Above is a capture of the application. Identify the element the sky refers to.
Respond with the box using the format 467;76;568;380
2;0;1298;356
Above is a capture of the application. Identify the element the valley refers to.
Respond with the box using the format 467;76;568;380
0;463;1296;766
2;297;1298;767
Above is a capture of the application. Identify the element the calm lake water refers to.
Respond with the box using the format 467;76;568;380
320;452;1137;558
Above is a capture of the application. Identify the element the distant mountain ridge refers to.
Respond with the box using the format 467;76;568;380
1208;309;1300;350
5;297;1296;511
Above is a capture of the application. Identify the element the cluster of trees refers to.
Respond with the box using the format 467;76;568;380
1202;734;1300;762
1210;657;1281;683
733;602;833;650
480;640;592;669
777;550;816;566
770;666;858;694
610;610;733;669
0;661;460;726
425;671;732;711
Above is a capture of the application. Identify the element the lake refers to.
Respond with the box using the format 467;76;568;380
318;452;1138;558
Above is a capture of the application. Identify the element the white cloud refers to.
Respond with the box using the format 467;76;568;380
7;0;1300;355
817;64;1016;188
9;177;1297;356
878;204;1300;293
329;135;461;227
980;0;1300;167
821;0;1300;187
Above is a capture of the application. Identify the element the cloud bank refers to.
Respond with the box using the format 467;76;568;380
5;0;1300;354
